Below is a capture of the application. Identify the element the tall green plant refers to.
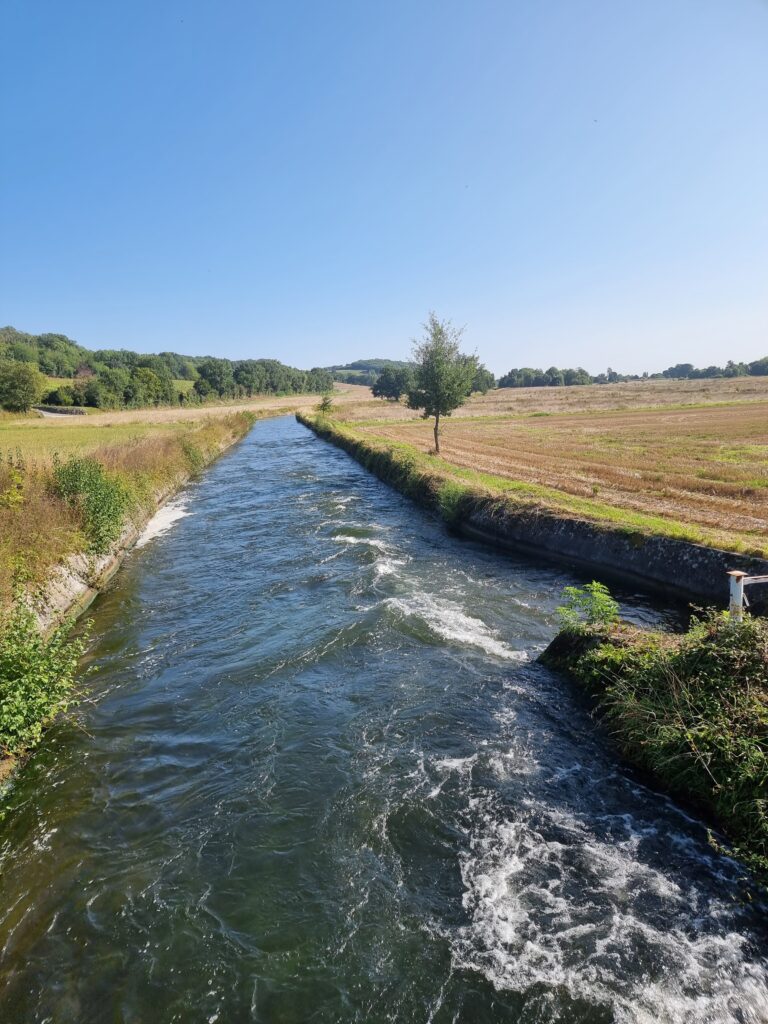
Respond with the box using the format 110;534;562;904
0;592;88;754
54;456;134;553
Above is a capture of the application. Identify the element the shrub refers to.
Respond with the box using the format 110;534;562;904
53;456;134;553
0;592;88;754
556;607;768;879
0;361;44;412
317;394;334;416
557;581;620;630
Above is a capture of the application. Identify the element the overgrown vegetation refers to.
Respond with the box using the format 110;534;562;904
54;457;135;553
0;585;87;756
0;411;256;610
544;587;768;881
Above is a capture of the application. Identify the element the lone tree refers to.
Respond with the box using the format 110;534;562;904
0;361;44;412
406;314;478;452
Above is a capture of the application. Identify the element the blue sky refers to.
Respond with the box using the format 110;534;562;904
2;1;766;374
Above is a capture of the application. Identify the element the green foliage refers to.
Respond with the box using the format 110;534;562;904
559;609;768;880
0;325;333;410
0;360;44;412
0;591;88;755
472;364;496;394
406;313;478;451
557;581;620;630
436;479;468;525
317;393;334;416
372;365;414;401
54;457;134;552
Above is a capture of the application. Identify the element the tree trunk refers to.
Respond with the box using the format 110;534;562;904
433;413;440;452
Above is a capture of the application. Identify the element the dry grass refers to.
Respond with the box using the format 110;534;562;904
339;376;768;421
335;378;768;556
0;412;258;611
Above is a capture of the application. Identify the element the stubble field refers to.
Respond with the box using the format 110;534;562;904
334;378;768;556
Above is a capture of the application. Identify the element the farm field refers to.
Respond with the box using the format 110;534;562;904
338;374;768;421
334;379;768;556
1;384;368;461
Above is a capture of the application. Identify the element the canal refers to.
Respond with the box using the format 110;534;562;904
0;416;765;1022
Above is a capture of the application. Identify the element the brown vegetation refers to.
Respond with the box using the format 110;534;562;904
333;378;768;555
0;412;256;612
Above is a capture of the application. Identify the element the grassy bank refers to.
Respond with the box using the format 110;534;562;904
541;591;768;882
296;412;768;557
0;409;257;767
1;411;257;612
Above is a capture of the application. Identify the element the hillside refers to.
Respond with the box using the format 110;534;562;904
325;358;412;386
0;326;333;411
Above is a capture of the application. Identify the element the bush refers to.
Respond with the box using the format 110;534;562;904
556;606;768;879
53;457;134;553
0;593;87;754
557;581;620;630
317;394;334;416
0;361;44;412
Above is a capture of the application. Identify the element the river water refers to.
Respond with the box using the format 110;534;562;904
0;416;765;1023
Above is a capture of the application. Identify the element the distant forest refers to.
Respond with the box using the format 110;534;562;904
326;360;412;387
0;327;333;409
497;358;768;389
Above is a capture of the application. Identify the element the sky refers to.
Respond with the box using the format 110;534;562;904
1;1;767;375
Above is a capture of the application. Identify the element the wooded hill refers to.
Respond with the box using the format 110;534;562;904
0;326;333;410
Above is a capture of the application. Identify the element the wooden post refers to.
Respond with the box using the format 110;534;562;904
727;571;746;620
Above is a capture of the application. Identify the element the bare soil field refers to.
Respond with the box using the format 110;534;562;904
338;379;768;555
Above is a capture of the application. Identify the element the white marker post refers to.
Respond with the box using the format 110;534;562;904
727;571;746;621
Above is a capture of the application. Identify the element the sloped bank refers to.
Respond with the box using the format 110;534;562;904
540;611;768;882
296;412;768;607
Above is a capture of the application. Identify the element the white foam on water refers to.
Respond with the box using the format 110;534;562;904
374;555;408;577
385;593;528;662
333;534;390;553
135;499;191;549
452;797;768;1023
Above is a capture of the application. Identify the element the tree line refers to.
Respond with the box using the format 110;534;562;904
0;327;333;412
498;358;768;389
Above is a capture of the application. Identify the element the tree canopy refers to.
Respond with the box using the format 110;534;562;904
0;361;45;412
406;314;478;452
0;326;334;410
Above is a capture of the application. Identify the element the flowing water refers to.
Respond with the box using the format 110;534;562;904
0;416;766;1023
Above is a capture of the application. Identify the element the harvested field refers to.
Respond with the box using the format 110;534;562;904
337;379;768;556
338;376;768;421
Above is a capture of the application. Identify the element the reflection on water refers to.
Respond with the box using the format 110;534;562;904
0;416;765;1023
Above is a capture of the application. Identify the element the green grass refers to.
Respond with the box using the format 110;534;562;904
0;421;185;461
